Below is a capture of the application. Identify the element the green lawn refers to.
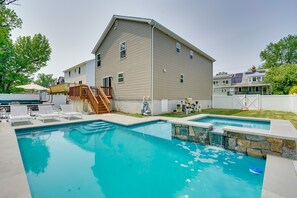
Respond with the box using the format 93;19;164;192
159;108;297;129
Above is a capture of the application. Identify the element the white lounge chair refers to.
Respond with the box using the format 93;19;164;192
38;105;60;122
60;104;82;120
9;105;32;126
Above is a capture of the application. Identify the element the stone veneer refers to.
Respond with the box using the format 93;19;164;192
172;124;297;160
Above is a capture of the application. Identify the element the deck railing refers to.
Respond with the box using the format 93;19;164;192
101;86;113;99
69;84;111;113
49;83;75;94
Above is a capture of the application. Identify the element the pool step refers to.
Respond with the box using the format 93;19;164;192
79;126;116;134
79;122;115;134
87;122;110;127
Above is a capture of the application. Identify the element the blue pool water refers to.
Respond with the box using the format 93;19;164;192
195;116;271;130
16;121;265;198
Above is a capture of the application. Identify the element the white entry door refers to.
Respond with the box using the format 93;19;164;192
161;99;168;112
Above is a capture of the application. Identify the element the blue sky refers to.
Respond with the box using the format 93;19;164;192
10;0;297;78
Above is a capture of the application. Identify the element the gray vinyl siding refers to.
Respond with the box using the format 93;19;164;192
95;20;151;100
153;29;213;100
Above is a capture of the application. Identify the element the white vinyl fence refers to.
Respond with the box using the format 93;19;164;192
213;94;297;114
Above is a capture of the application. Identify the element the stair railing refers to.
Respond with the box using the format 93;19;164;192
98;86;111;113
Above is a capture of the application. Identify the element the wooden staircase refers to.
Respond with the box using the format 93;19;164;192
69;85;111;114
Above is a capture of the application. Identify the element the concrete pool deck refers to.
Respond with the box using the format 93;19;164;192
0;113;297;198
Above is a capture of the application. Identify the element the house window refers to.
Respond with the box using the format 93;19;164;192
79;81;82;84
223;80;225;84
118;72;124;83
256;87;259;92
74;69;76;73
213;81;216;85
120;41;126;59
69;71;71;77
97;53;101;67
249;87;252;92
239;88;242;92
226;80;228;84
180;73;184;83
176;43;181;53
78;67;81;74
189;50;193;59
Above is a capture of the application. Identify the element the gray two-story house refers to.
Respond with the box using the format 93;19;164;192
92;15;215;115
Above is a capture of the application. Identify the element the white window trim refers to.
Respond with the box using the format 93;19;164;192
190;50;193;59
119;41;127;59
176;42;181;53
117;72;124;83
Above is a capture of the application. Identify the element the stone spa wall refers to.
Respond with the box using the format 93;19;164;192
172;124;297;160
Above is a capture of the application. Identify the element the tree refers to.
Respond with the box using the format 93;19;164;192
0;34;51;92
0;4;51;93
0;5;22;31
260;35;297;68
35;73;56;88
264;63;297;95
247;66;257;72
0;0;18;5
289;85;297;95
216;71;228;76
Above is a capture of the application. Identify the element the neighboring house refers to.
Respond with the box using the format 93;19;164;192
63;59;95;86
57;76;65;84
92;15;215;115
213;69;270;95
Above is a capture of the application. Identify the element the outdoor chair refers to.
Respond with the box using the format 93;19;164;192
9;105;32;126
38;105;60;122
60;104;82;120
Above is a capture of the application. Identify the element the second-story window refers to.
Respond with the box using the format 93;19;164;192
226;80;228;84
120;41;126;59
189;50;193;59
176;42;181;53
69;71;71;77
180;73;184;83
78;67;81;74
118;72;124;83
97;53;101;67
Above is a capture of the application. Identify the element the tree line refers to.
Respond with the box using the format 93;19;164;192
0;1;55;93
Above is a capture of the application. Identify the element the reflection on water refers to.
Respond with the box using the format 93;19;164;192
18;136;50;175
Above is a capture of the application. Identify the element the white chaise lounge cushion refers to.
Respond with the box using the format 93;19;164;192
60;104;82;119
9;105;32;126
38;105;60;122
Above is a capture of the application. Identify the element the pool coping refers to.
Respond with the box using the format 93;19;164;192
169;114;297;140
1;113;297;198
262;155;297;198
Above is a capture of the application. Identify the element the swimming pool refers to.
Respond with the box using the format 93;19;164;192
194;116;271;130
16;121;265;198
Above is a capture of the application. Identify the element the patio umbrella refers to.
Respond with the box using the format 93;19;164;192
16;83;49;91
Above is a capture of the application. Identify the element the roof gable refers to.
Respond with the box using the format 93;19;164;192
92;15;215;62
63;59;94;73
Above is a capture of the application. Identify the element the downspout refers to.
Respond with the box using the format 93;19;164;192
151;22;156;115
